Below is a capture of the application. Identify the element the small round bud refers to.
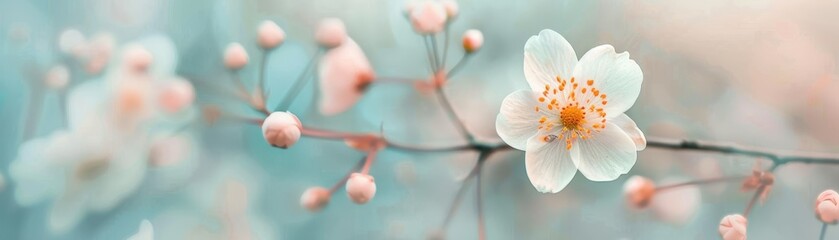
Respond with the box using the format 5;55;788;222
58;28;85;56
315;18;347;48
346;173;376;204
441;0;459;19
300;187;331;212
409;1;447;34
224;42;249;70
158;78;195;113
462;29;483;53
257;20;286;49
623;175;655;209
816;189;839;224
123;45;153;74
718;214;747;240
261;112;302;148
44;65;70;90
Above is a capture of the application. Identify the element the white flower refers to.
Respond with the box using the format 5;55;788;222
495;29;645;193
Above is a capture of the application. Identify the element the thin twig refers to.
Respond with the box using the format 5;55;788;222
434;87;474;142
258;49;271;99
446;54;471;78
441;26;450;69
423;36;438;73
441;158;480;232
21;87;44;141
646;137;839;166
742;184;765;217
655;175;748;192
476;152;487;240
431;34;441;70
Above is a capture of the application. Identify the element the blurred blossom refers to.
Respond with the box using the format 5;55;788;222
650;178;701;225
300;187;331;212
44;64;70;90
223;42;249;70
126;220;154;240
9;34;198;233
257;20;286;50
315;18;347;48
496;29;644;193
409;1;447;34
462;29;484;53
317;38;375;115
623;175;655;209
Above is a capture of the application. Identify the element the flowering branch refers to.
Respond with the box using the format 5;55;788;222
645;136;839;167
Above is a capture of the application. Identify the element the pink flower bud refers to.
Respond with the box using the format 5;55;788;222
123;45;153;74
224;42;249;70
816;189;839;224
409;1;447;34
718;214;747;240
318;38;376;115
462;29;483;53
441;0;459;19
261;112;302;148
315;18;347;48
44;65;70;90
300;187;331;212
346;173;376;204
623;175;655;209
257;20;285;49
158;78;195;113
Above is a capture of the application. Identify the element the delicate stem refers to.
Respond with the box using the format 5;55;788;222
434;87;473;142
230;71;251;100
441;159;480;232
423;36;438;73
431;34;441;70
476;153;487;240
360;150;378;175
742;184;765;217
301;126;476;153
258;49;271;99
329;156;367;194
21;87;44;141
820;222;828;240
441;26;450;70
446;53;471;78
646;137;839;166
276;49;321;111
655;175;748;192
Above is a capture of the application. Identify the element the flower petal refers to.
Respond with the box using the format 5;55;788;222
318;38;375;115
525;134;577;193
524;29;577;92
496;90;541;150
611;113;646;150
573;45;643;116
572;123;637;181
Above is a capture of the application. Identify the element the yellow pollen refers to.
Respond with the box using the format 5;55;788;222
559;105;585;129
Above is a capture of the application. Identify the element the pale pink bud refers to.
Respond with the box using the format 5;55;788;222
44;65;70;90
261;112;302;148
346;173;376;204
462;29;483;53
409;1;447;34
300;187;331;212
123;45;153;74
58;28;85;56
318;38;376;115
816;189;839;224
718;214;747;240
623;175;655;209
315;18;347;48
441;0;459;19
158;78;195;113
85;33;116;74
257;20;285;49
224;42;249;70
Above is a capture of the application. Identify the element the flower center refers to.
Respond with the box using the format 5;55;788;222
559;105;585;129
535;76;611;150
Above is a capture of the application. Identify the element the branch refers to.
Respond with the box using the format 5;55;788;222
646;137;839;166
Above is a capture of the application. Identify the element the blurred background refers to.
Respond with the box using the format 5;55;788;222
2;0;839;239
